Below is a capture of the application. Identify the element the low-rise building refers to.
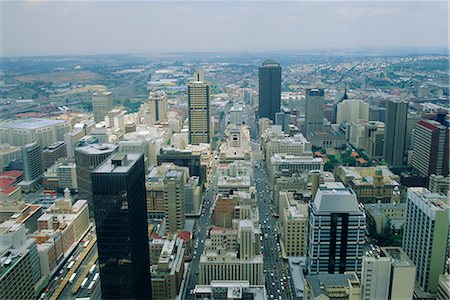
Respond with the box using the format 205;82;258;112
335;166;401;204
193;281;267;299
304;272;361;300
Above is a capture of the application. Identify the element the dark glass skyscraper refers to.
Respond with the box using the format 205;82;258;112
92;152;151;299
258;59;281;121
383;99;408;166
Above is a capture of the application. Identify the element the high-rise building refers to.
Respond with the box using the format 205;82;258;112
0;221;41;300
402;187;449;293
163;168;186;233
304;88;325;135
92;89;113;123
383;99;408;166
188;70;211;145
42;141;67;169
336;99;370;124
22;142;44;182
361;247;415;300
75;143;118;215
258;59;281;121
412;120;449;177
308;188;366;275
148;91;168;125
92;153;151;299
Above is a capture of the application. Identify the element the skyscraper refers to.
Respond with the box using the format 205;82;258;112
148;91;168;125
163;168;186;233
92;89;113;123
402;187;449;293
383;99;408;166
21;142;44;182
75;143;118;214
92;153;151;299
308;187;366;275
304;88;325;135
412;120;449;176
188;70;211;145
258;59;281;121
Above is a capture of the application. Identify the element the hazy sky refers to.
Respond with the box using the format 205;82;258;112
1;0;448;57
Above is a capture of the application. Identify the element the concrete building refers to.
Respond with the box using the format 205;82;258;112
383;99;408;166
74;143;117;213
268;154;324;183
361;247;415;300
37;189;89;257
92;153;151;299
367;128;385;159
304;88;324;135
336;99;369;124
188;70;211;145
198;220;264;286
105;109;126;140
365;201;406;235
42;141;67;169
263;133;312;163
428;174;450;196
92;89;113;123
0;118;70;148
164;168;186;233
56;159;77;190
229;104;245;125
18;142;44;192
150;238;185;300
278;192;308;257
304;272;361;300
402;187;450;293
64;128;87;159
348;121;384;151
0;144;21;171
412;120;449;177
308;188;366;275
193;281;267;299
258;117;272;138
335;166;400;204
258;59;281;121
0;221;41;300
147;91;168;125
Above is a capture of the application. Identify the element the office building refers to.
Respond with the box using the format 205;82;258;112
0;221;41;300
428;174;450;195
335;166;400;204
18;142;44;192
402;187;450;293
37;189;89;258
150;238;185;300
105;109;126;139
336;99;369;124
308;188;366;275
268;154;324;183
258;59;281;121
0;118;70;148
74;143;117;213
304;88;324;135
412;120;449;176
92;153;151;299
56;160;78;190
304;272;361;300
164;168;186;233
148;91;168;125
193;281;267;299
42;141;67;169
92;89;113;123
0;144;21;171
278;192;308;257
188;70;211;145
361;247;415;300
383;99;408;166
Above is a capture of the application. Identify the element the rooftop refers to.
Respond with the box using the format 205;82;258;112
313;188;361;212
93;152;142;174
0;118;65;129
75;143;117;155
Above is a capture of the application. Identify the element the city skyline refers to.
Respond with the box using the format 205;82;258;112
1;1;448;57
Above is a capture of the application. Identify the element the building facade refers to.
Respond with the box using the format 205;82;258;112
92;153;151;299
304;88;325;135
92;90;113;123
258;59;281;121
188;70;211;145
383;99;408;166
